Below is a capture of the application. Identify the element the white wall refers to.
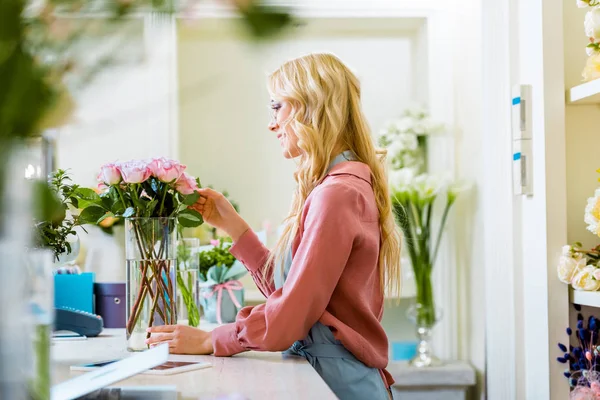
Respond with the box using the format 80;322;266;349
54;17;179;282
177;18;418;231
450;0;485;396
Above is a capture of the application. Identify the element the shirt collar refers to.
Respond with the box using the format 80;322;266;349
326;160;372;185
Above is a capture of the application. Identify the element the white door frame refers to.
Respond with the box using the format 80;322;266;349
482;0;570;398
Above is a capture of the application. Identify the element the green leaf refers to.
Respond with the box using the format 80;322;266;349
177;208;204;228
182;191;200;206
73;187;101;202
111;200;125;216
78;206;106;225
145;199;158;217
73;187;104;209
238;4;294;39
33;181;64;223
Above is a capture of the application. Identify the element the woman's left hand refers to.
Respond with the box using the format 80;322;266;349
146;325;214;355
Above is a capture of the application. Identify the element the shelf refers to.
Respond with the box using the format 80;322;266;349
566;79;600;104
570;288;600;307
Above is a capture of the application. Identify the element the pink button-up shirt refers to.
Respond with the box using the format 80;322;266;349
211;160;394;387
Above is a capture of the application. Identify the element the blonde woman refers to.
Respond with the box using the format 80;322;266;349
147;53;402;399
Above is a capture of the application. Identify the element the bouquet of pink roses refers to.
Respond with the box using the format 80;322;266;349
76;157;203;226
77;157;204;350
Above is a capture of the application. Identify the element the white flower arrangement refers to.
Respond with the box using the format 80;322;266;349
378;105;444;175
558;169;600;291
577;0;600;80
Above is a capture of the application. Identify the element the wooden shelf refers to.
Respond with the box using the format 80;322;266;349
570;288;600;307
566;79;600;104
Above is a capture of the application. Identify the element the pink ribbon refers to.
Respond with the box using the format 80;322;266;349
203;280;243;325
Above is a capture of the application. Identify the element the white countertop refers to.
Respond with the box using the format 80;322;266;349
51;323;336;400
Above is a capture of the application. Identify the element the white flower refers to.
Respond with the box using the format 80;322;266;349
579;0;591;8
389;168;417;189
393;117;413;134
588;46;598;56
401;152;421;169
381;120;400;136
413;174;444;201
387;139;407;158
557;255;587;284
562;245;574;257
585;8;600;40
397;133;418;151
404;104;428;119
585;188;600;237
572;266;600;291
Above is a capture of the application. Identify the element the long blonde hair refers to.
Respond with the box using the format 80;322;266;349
265;53;402;297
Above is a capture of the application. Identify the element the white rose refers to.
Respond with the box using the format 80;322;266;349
585;9;600;40
572;266;600;291
557;255;587;284
579;0;591;8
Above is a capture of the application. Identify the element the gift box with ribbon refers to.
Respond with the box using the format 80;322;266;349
199;262;247;324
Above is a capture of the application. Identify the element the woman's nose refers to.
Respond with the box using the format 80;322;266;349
268;120;278;132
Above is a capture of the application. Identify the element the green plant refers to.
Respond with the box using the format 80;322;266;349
199;237;236;280
33;169;84;261
391;176;465;326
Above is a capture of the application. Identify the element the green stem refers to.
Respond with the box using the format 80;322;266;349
116;185;128;210
415;269;436;327
158;183;168;216
177;271;200;327
431;201;453;266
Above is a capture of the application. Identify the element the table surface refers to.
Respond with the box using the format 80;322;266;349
52;324;336;400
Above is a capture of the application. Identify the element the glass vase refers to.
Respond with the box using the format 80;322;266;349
406;302;443;367
406;270;443;367
25;249;54;400
176;238;200;327
125;217;177;352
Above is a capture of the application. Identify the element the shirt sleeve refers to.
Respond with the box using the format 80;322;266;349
212;182;362;355
229;229;275;297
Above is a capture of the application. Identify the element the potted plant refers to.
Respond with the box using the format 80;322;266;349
198;238;247;324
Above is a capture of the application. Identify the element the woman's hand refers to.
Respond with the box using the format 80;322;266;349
146;325;214;355
191;188;249;241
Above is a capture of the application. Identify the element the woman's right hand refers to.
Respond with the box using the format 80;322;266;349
191;188;250;242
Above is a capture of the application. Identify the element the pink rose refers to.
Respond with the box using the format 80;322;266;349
98;163;122;185
118;160;151;184
97;181;108;192
210;239;220;247
174;172;198;195
148;157;186;183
